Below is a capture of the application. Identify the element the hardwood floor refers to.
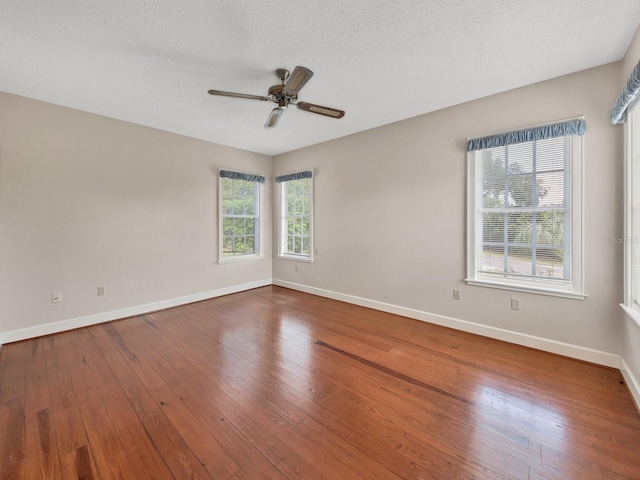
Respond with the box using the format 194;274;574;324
1;285;639;479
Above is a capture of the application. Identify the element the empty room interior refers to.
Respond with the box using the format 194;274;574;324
3;1;640;479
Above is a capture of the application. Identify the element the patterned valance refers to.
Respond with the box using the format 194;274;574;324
468;119;586;152
220;170;265;183
275;171;313;183
611;60;640;124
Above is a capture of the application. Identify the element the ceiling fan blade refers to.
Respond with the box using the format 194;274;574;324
208;89;269;101
296;102;345;119
283;66;314;96
264;107;284;128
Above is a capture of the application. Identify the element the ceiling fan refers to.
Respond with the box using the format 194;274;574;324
208;66;345;128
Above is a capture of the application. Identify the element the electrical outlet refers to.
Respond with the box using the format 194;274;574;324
295;265;299;272
511;298;520;311
453;289;461;300
52;293;62;304
98;286;105;296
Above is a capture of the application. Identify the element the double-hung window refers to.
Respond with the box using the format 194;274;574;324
614;60;640;321
466;119;586;298
276;170;313;261
219;170;264;262
626;102;640;315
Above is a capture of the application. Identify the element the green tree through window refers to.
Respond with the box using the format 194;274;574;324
276;171;313;259
221;176;260;257
284;178;311;255
479;137;567;279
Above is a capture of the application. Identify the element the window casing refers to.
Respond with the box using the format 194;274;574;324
218;171;263;262
277;171;314;262
625;101;640;316
467;121;585;298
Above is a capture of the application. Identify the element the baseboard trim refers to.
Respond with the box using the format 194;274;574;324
620;357;640;414
0;279;272;345
273;279;620;368
1;278;623;371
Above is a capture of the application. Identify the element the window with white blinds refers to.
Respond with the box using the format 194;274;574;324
218;170;263;262
467;121;585;298
276;171;314;261
629;103;640;312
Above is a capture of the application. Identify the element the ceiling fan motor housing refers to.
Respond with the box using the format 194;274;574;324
268;84;294;109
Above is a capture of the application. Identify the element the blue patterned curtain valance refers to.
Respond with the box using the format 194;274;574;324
220;170;265;183
275;170;313;183
467;119;586;152
611;60;640;124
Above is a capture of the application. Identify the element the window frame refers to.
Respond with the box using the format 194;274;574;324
217;170;263;263
276;170;315;263
466;122;586;299
623;99;640;324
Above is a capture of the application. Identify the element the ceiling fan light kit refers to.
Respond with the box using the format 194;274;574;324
208;66;345;128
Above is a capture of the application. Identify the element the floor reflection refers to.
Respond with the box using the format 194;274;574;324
473;383;569;450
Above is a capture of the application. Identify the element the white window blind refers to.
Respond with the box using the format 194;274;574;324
479;137;569;282
467;119;585;298
276;171;313;260
219;173;261;259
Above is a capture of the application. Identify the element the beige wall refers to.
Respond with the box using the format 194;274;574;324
0;49;634;379
273;62;624;359
0;93;272;339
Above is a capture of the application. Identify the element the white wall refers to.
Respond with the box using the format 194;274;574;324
273;62;624;365
621;25;640;408
0;93;272;342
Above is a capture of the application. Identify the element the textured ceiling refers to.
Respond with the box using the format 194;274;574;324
1;1;639;156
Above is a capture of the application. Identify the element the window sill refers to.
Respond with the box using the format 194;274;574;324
465;278;587;300
217;254;264;264
620;304;640;329
277;254;314;264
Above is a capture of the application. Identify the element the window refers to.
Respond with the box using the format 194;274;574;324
612;59;640;321
466;119;585;298
626;101;640;314
276;170;313;261
219;170;264;261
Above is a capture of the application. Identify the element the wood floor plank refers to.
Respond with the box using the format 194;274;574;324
22;338;61;480
101;322;241;479
0;341;27;479
192;286;640;478
185;297;530;479
263;287;630;398
71;328;175;480
87;322;223;480
41;334;98;479
114;319;294;480
3;286;640;479
55;331;132;479
137;312;370;480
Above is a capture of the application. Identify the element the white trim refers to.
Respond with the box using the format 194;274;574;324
273;279;619;368
0;279;272;345
624;114;633;307
276;254;315;263
276;169;314;262
620;356;640;414
218;170;264;262
621;303;640;329
465;279;587;300
466;130;585;299
217;254;264;264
